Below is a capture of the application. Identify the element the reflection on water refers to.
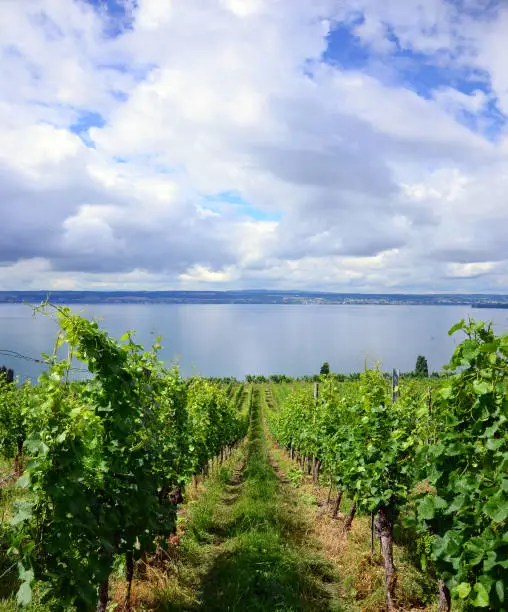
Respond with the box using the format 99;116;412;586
0;303;506;381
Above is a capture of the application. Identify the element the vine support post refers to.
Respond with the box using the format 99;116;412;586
327;476;333;504
391;368;400;405
332;489;343;518
370;512;375;561
342;501;356;533
14;438;24;475
438;579;451;612
96;577;109;612
124;551;134;611
426;386;432;445
375;505;396;611
312;458;321;483
312;383;319;483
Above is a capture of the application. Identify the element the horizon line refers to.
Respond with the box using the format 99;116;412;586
1;290;508;296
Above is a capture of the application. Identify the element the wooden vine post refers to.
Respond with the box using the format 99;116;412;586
426;386;432;445
375;506;397;610
438;579;451;612
331;489;343;518
391;368;400;405
373;367;400;610
370;512;375;561
312;383;319;483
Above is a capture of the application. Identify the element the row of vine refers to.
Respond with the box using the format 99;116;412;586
0;305;248;610
267;319;507;610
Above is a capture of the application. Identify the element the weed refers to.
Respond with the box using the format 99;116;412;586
287;467;304;488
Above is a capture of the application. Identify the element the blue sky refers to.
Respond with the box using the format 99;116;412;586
86;0;136;35
0;0;507;292
323;14;505;140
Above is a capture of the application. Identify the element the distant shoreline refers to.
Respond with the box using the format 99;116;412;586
0;290;507;308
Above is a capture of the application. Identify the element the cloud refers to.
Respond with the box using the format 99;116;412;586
445;261;500;279
0;0;507;292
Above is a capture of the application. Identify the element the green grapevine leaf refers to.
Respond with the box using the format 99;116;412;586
473;380;490;395
471;582;490;608
16;581;32;607
10;501;33;526
440;386;453;400
454;582;471;599
16;472;30;489
417;496;436;520
448;320;465;335
484;493;508;523
495;580;504;603
486;438;504;451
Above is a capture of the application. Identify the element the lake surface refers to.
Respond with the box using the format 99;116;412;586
0;303;506;381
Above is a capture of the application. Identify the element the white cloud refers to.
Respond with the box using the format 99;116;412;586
446;262;499;279
433;87;489;116
353;16;396;54
136;0;174;30
0;124;84;179
474;9;508;116
0;0;507;292
223;0;263;18
180;264;239;284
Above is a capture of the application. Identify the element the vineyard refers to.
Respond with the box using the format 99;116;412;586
0;306;506;611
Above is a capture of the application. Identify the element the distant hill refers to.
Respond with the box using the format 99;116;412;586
0;290;507;307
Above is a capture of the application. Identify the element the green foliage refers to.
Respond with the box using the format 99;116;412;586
271;368;416;515
187;379;247;474
245;375;269;383
0;379;27;463
6;305;247;610
415;533;434;572
415;355;429;378
287;467;303;488
246;373;367;384
343;368;417;514
414;319;508;609
3;311;506;610
268;374;293;384
319;362;330;376
270;319;507;609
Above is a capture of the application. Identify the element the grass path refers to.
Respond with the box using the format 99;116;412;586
146;386;345;611
263;383;438;612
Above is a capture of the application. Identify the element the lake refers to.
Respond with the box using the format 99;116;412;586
0;303;506;381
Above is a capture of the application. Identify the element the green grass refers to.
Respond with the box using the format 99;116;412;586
267;421;442;612
0;470;26;608
153;388;345;611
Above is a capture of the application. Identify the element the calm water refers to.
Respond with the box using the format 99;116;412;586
0;303;506;381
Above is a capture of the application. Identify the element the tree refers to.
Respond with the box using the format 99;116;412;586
415;355;429;377
320;362;330;376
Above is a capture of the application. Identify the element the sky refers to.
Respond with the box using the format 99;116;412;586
1;0;508;293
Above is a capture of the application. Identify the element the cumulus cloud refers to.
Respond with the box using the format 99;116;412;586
0;0;507;292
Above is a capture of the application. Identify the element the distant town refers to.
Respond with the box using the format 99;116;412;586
1;290;507;308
